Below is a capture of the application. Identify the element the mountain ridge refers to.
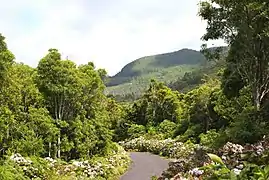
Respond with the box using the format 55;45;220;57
105;46;228;101
106;48;206;87
113;48;199;77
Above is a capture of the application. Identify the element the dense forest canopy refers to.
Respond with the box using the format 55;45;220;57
0;34;121;161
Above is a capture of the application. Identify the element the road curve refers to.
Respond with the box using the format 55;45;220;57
120;152;170;180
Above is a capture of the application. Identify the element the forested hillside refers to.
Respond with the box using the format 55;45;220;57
105;48;206;100
107;48;206;86
106;46;227;102
169;46;228;92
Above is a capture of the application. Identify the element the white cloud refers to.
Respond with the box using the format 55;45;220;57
0;0;225;76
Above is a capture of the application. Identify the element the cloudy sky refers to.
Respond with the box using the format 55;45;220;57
0;0;225;75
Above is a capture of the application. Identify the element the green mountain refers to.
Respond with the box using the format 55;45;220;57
105;48;207;98
105;47;228;101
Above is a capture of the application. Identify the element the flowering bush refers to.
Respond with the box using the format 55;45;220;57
120;136;269;179
7;154;53;179
119;136;190;158
120;136;209;179
69;145;131;179
158;145;209;179
160;137;269;179
1;143;131;180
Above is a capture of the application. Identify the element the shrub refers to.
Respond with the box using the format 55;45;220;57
0;162;26;180
127;124;146;139
160;137;269;179
158;120;177;138
146;126;157;136
119;137;204;160
2;143;131;180
226;107;266;144
199;129;224;149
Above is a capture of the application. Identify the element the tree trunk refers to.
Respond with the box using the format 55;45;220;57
57;134;61;158
48;142;51;157
6;126;9;140
254;88;261;111
54;143;57;159
153;108;156;121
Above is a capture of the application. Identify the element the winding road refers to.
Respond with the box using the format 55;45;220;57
120;152;170;180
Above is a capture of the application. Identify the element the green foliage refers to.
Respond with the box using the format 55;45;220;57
200;163;236;180
117;80;185;140
0;34;126;176
199;0;269;111
172;80;226;142
106;46;228;102
158;120;177;138
207;153;224;165
1;0;269;177
226;106;267;144
127;124;146;139
169;47;227;93
106;64;199;101
35;49;114;160
221;63;245;99
199;130;222;149
0;33;14;85
143;80;182;125
238;164;269;180
0;163;25;180
107;48;205;86
106;48;207;100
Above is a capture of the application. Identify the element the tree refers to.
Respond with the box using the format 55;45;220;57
36;49;113;160
125;79;183;129
0;34;14;85
199;0;269;110
0;62;59;157
37;49;79;158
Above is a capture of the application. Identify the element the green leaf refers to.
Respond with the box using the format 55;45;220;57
207;153;225;165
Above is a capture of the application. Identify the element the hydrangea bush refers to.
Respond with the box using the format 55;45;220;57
121;136;269;179
119;136;209;179
160;137;269;179
1;143;131;180
119;136;200;159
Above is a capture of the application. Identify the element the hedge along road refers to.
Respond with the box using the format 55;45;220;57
120;152;170;180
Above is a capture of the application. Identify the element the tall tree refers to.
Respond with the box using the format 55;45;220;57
199;0;269;110
0;34;14;86
37;49;80;158
37;49;112;159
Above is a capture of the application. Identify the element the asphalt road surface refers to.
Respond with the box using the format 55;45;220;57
120;152;170;180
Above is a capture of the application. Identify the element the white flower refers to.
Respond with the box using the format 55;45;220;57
189;168;204;176
221;155;227;160
236;164;244;169
233;168;241;175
